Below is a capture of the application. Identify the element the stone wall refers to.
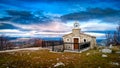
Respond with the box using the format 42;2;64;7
63;29;96;50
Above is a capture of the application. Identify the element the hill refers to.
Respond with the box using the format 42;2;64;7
0;47;120;68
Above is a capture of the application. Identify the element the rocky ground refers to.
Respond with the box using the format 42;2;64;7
0;46;120;68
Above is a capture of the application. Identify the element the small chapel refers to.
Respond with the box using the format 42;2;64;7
63;22;96;50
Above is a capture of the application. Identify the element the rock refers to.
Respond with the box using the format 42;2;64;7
111;62;119;66
54;62;65;67
99;50;101;52
116;51;120;54
101;48;112;53
109;44;113;48
86;53;90;56
102;54;107;57
27;53;30;55
62;55;64;57
56;58;59;61
98;66;101;68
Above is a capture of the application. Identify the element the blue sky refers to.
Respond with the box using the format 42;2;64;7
0;0;120;39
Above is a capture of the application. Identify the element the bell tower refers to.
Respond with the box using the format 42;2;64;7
74;22;80;29
72;21;81;35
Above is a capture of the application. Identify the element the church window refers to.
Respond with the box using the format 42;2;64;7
66;38;70;42
84;39;86;42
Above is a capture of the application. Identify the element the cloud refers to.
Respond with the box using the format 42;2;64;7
0;18;118;40
84;32;105;39
0;29;20;33
0;19;117;38
0;10;52;24
2;20;72;32
61;8;120;23
80;20;117;31
20;0;89;3
0;0;120;39
19;0;120;5
0;23;19;29
0;20;72;37
6;10;32;17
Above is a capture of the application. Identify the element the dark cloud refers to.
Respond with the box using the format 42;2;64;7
20;0;88;3
6;10;32;17
0;10;52;24
0;17;12;21
0;23;19;29
20;0;120;3
0;0;25;9
84;30;115;34
61;8;120;23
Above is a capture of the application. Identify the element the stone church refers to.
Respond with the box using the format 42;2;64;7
63;22;96;50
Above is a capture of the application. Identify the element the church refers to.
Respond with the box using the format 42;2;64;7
63;22;96;50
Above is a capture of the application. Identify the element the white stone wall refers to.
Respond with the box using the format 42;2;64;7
63;30;96;50
64;44;73;50
63;34;74;50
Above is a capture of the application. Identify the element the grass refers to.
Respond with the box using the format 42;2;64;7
0;47;120;68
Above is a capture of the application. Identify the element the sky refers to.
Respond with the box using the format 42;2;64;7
0;0;120;39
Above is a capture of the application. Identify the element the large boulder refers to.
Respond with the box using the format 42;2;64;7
102;54;108;57
110;62;119;66
54;62;65;67
109;44;113;49
101;48;112;53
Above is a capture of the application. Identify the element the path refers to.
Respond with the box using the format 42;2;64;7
0;47;48;53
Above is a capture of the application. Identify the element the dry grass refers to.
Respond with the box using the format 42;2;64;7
0;47;120;68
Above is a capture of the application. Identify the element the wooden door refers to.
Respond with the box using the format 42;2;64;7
74;38;79;49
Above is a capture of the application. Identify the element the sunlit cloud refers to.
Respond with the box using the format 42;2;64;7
0;19;117;38
84;32;105;39
80;20;117;31
0;29;20;33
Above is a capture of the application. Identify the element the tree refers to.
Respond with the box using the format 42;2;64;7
106;24;120;46
0;35;8;50
6;42;14;49
34;39;43;47
113;31;117;45
106;32;112;46
0;35;16;50
116;24;120;45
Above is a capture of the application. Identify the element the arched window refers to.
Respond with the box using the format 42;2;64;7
66;38;70;42
84;39;86;42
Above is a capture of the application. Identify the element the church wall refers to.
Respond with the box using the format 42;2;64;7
63;33;96;50
79;34;96;49
80;34;91;43
63;34;73;50
90;37;96;49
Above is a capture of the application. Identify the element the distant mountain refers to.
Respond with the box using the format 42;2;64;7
8;37;62;41
7;36;106;46
97;39;107;46
41;37;62;41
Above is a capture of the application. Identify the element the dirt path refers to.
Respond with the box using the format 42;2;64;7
0;47;48;53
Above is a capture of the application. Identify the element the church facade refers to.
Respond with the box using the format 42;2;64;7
63;22;96;50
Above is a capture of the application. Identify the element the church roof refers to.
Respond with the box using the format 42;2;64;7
63;32;96;38
63;33;72;37
80;32;96;38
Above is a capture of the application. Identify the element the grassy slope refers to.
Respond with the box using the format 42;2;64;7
0;48;120;68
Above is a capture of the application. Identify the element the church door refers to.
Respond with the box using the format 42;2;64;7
74;38;79;49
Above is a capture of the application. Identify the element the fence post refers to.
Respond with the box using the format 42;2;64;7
78;43;80;52
52;41;54;51
62;41;65;52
